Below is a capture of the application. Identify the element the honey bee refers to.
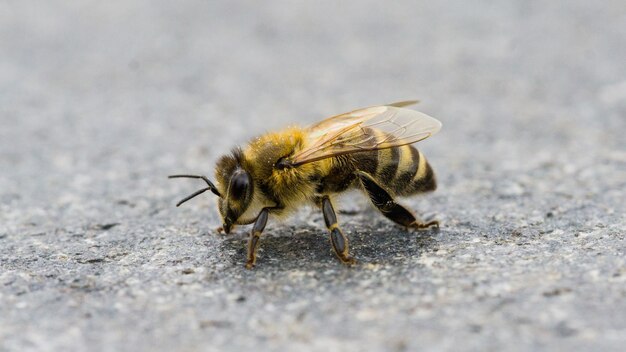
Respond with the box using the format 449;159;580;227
170;101;442;269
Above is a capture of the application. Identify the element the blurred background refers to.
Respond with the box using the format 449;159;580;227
1;1;624;351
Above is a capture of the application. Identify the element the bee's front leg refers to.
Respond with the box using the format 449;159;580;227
245;208;270;269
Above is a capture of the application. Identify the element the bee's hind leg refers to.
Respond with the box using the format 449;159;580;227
355;171;439;230
320;196;356;265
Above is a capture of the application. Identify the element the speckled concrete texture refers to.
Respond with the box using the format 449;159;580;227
1;1;625;351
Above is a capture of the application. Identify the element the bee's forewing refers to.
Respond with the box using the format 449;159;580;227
291;105;442;166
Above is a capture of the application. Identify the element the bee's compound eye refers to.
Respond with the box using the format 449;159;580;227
229;171;250;200
275;157;292;170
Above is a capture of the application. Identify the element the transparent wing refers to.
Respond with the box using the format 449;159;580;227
291;104;442;166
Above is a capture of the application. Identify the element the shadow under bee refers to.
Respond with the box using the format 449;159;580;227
217;223;439;270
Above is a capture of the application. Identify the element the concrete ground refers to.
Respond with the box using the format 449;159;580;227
1;1;625;351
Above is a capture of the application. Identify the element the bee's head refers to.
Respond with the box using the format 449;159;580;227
215;148;254;234
217;168;253;233
169;148;253;234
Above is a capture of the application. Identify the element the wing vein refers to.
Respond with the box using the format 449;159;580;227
290;104;441;166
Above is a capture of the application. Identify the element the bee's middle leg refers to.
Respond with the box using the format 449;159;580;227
356;171;439;229
321;196;356;265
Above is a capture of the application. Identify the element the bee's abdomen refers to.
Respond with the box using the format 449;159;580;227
394;145;437;195
352;144;436;196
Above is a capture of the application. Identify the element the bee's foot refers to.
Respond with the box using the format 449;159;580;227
339;255;357;266
408;220;439;231
245;261;256;270
338;209;360;216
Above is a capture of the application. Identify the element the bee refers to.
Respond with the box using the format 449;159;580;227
170;101;442;269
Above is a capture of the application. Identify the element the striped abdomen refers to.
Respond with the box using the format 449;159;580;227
351;144;436;196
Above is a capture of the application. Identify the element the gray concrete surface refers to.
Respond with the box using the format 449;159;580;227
1;1;625;351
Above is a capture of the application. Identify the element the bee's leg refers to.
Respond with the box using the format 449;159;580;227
321;196;356;265
245;208;270;269
355;171;439;229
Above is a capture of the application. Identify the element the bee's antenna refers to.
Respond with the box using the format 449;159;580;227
172;187;212;207
168;174;222;205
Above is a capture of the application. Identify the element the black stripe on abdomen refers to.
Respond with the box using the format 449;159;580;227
351;150;378;175
393;146;420;192
378;147;400;182
411;161;437;193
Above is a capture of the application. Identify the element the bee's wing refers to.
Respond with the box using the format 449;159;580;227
291;104;442;166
